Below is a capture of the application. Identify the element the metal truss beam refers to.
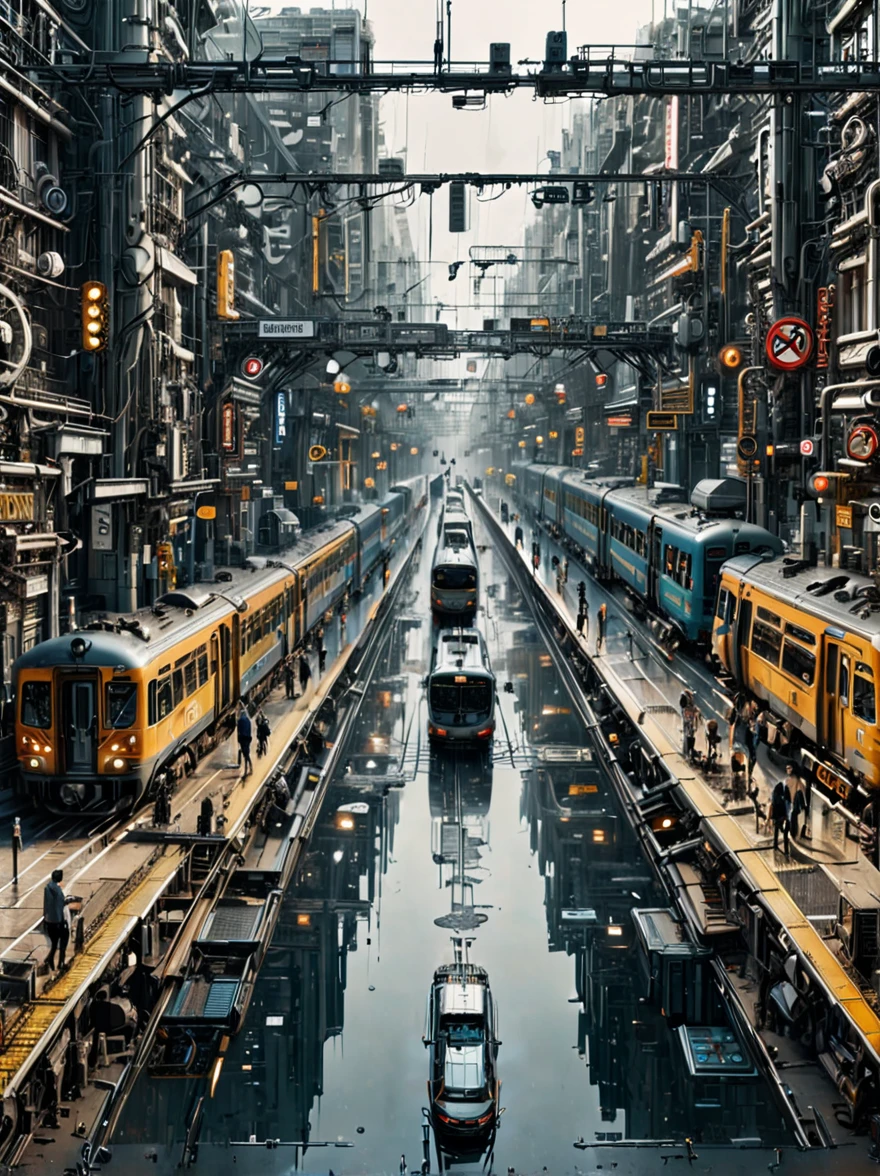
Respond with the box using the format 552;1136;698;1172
225;319;673;380
186;170;715;220
33;54;880;97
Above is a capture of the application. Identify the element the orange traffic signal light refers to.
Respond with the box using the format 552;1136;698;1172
81;282;109;352
719;345;743;369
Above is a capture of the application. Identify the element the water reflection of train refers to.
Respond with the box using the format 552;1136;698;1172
424;952;501;1157
522;746;789;1145
428;752;492;872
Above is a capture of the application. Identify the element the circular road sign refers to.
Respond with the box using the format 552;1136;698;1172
242;355;264;379
766;317;813;371
737;436;758;460
799;438;814;457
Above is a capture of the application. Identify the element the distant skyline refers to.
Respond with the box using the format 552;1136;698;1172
261;0;652;354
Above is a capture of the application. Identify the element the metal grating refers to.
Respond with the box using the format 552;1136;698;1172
776;864;840;921
203;980;239;1020
201;902;264;943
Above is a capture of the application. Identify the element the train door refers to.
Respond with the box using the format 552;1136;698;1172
210;632;222;717
62;677;97;774
219;624;232;712
825;640;860;760
733;596;752;684
648;522;662;606
231;614;241;698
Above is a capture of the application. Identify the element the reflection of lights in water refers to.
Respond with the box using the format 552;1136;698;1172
333;849;344;863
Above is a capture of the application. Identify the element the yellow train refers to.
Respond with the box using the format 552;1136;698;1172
712;555;880;801
14;479;428;815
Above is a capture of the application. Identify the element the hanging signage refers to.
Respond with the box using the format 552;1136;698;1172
221;402;236;451
646;412;677;431
766;316;813;371
816;285;835;370
275;391;287;444
836;504;854;530
217;249;239;321
575;426;585;445
258;319;316;339
607;415;633;428
664;96;680;170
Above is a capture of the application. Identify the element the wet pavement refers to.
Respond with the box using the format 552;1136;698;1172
97;510;853;1176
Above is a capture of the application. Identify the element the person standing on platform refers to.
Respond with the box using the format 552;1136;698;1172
787;762;810;839
771;777;792;856
514;524;524;550
43;869;69;972
680;690;702;761
596;602;607;653
299;652;312;698
284;658;295;700
237;703;253;778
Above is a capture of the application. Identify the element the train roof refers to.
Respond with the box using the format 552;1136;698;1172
723;554;880;644
433;628;492;673
15;518;357;674
606;485;783;548
433;543;477;566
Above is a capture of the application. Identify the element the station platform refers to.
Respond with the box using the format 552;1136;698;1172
484;487;880;908
476;485;880;1142
0;523;424;1097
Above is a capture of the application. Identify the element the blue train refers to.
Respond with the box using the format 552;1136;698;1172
514;464;783;643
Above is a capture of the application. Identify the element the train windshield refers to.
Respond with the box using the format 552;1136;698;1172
430;676;492;723
433;565;477;590
20;680;51;728
106;681;138;728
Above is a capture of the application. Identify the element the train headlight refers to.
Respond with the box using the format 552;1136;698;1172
106;756;127;772
111;743;120;751
112;757;125;770
43;745;51;754
28;757;40;769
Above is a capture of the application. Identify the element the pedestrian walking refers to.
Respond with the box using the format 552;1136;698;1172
787;762;810;839
596;602;607;653
256;710;271;758
284;658;295;700
299;652;312;696
576;610;586;637
729;704;751;802
318;645;328;673
237;703;253;778
771;777;792;856
562;556;569;583
746;700;761;783
43;868;69;972
514;524;524;549
679;690;702;761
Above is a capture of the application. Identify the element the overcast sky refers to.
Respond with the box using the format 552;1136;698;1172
263;0;652;335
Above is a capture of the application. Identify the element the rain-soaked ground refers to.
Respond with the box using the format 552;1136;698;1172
101;510;830;1176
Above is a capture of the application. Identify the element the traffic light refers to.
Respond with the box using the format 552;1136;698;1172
806;472;831;499
81;281;109;352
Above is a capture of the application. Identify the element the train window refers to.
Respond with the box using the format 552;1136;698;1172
785;622;816;646
857;661;874;677
854;675;876;724
172;669;184;708
21;681;51;728
716;588;729;619
756;606;782;628
197;651;209;686
154;676;173;721
781;641;816;686
734;541;751;554
751;620;783;666
184;659;196;696
105;682;138;728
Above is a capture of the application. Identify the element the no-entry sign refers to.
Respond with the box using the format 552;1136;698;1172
766;317;813;371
